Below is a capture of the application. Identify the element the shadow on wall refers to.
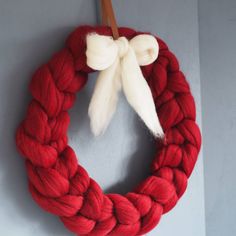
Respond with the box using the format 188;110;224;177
70;79;156;195
0;25;156;235
104;113;156;194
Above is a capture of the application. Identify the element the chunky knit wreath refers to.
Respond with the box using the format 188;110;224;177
16;26;201;236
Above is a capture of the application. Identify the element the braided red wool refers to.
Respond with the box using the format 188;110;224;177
16;26;201;236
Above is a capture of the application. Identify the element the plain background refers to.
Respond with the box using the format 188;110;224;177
199;0;236;235
1;0;234;235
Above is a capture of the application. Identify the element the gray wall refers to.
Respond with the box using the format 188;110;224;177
0;0;205;235
199;0;236;235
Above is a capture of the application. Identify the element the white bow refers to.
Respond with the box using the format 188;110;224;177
86;33;164;138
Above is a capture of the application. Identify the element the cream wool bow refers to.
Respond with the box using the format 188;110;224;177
86;33;164;138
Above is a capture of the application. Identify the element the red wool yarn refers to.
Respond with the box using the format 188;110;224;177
16;26;201;236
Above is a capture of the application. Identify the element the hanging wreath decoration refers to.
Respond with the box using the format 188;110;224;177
16;1;201;235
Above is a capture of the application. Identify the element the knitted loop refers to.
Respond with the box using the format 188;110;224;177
16;26;201;236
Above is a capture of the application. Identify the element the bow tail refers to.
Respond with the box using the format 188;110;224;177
121;48;164;138
88;58;121;136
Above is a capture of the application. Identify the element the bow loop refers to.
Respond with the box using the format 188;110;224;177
86;34;118;70
130;34;159;66
86;33;164;138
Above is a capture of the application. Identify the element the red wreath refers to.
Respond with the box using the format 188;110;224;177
16;26;201;236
